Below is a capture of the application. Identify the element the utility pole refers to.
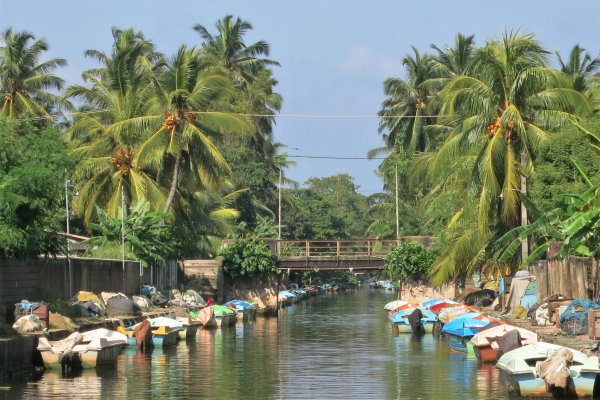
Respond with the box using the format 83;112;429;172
278;168;282;257
520;152;529;263
121;184;126;291
395;165;400;243
65;179;73;298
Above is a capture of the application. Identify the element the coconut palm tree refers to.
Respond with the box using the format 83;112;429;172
430;33;476;78
556;44;600;92
193;15;279;84
110;45;252;215
0;28;67;119
377;47;438;154
66;28;164;225
427;31;592;284
436;31;591;232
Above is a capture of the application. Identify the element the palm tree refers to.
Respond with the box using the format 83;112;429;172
427;31;592;284
430;33;476;78
436;31;591;232
193;15;280;83
0;28;67;118
556;44;600;92
112;45;252;215
66;28;164;225
377;47;438;153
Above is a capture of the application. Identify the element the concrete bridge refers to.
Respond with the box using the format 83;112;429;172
275;237;434;271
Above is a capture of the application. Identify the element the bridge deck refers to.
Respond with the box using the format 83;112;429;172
276;239;404;271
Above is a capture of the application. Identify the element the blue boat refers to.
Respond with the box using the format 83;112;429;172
389;307;438;334
441;313;501;354
223;299;256;322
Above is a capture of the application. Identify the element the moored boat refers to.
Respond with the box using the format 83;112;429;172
210;305;236;328
37;328;127;369
223;300;256;322
496;342;600;397
470;325;538;363
384;300;410;311
441;313;504;354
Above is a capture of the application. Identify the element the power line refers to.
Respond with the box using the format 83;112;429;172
16;110;438;122
288;155;386;160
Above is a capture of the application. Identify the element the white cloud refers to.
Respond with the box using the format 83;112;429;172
335;45;402;77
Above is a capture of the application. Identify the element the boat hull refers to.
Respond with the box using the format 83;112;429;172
39;344;123;369
505;372;598;397
235;309;255;322
215;314;235;328
152;331;179;347
392;322;414;334
178;324;199;340
473;344;499;363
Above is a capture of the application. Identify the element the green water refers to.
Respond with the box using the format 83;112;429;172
1;289;510;399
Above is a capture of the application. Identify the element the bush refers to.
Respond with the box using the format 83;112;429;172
220;239;278;281
384;242;435;282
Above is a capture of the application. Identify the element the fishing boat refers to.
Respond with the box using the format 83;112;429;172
421;299;457;313
496;342;600;397
118;319;152;349
437;304;479;324
223;300;256;322
201;305;236;328
151;325;180;347
37;328;127;369
441;313;503;354
384;300;410;311
174;317;201;339
470;325;538;363
389;306;436;333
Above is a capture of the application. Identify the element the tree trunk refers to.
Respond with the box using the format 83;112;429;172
163;155;180;214
397;280;402;300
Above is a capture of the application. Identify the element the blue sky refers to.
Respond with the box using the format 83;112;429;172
1;1;599;195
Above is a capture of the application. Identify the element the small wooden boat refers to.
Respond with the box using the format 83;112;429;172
384;300;410;311
223;300;256;322
118;319;153;349
496;342;600;397
175;317;201;339
470;325;538;363
202;305;235;328
37;328;127;369
441;313;504;355
151;325;180;347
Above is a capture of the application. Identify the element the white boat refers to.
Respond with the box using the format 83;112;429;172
496;342;600;397
384;300;410;311
37;328;127;369
470;324;538;363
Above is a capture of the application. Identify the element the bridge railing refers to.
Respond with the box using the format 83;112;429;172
278;239;399;259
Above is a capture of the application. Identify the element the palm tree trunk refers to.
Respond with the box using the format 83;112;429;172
163;155;180;214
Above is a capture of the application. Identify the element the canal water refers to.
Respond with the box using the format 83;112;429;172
1;289;510;399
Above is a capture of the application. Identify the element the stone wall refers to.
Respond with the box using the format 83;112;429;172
180;260;223;302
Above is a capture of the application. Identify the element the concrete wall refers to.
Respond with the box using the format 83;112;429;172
0;257;181;322
0;335;36;379
180;260;223;302
532;256;599;303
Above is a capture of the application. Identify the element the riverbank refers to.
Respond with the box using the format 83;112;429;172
508;317;599;354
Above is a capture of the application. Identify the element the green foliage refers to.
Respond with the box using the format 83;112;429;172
283;174;371;239
384;242;436;282
86;199;179;266
0;117;74;257
220;238;278;281
496;175;600;264
529;118;600;212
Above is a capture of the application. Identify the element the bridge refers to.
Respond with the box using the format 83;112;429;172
275;237;434;271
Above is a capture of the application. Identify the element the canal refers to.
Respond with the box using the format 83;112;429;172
1;289;510;399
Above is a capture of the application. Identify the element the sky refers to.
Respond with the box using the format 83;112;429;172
1;1;599;196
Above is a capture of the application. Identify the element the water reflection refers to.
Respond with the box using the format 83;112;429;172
2;290;511;400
